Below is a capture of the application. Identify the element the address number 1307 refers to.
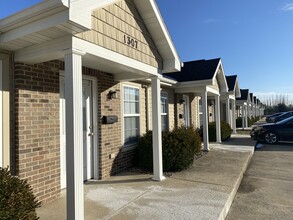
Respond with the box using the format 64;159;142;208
124;35;138;49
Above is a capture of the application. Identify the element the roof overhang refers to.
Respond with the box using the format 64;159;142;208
213;60;228;93
0;0;181;74
134;0;181;73
234;77;241;98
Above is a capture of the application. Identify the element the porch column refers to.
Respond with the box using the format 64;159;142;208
231;99;237;134
242;104;245;129
0;60;2;167
226;97;230;125
215;95;221;143
245;105;248;127
247;105;251;119
64;49;85;220
151;77;164;181
202;91;209;151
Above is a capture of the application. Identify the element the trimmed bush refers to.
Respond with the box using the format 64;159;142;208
220;121;233;141
135;126;202;172
199;121;232;142
0;167;41;220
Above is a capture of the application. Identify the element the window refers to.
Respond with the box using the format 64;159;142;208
161;92;168;131
199;98;203;127
123;86;140;145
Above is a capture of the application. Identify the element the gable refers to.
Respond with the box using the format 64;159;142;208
210;76;220;92
75;0;163;69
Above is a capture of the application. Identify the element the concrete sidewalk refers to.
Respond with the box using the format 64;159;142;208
37;134;255;220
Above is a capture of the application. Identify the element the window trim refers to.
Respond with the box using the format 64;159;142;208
161;91;169;131
122;84;141;147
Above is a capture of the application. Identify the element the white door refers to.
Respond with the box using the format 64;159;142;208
60;78;94;189
82;80;94;181
183;95;190;127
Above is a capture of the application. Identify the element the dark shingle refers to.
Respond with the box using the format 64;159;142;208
237;89;249;101
164;58;221;82
226;75;237;91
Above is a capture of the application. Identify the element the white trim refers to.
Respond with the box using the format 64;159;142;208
183;95;190;127
151;77;164;181
73;37;162;78
161;91;169;130
0;60;2;167
59;71;99;182
122;84;141;147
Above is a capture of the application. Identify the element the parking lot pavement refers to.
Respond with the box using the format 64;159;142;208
226;142;293;220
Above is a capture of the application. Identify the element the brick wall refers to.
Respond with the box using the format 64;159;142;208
81;67;137;179
14;61;61;203
13;61;150;202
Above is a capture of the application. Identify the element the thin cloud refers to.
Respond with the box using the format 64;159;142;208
203;18;220;24
281;3;293;11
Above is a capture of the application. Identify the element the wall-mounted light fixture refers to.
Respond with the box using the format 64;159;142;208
179;99;185;105
108;90;118;99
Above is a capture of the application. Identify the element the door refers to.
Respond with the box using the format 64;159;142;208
60;78;94;189
82;80;94;180
183;95;190;127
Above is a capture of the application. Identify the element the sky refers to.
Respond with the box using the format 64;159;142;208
1;0;293;104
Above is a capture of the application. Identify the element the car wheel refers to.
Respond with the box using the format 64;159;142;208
264;131;278;144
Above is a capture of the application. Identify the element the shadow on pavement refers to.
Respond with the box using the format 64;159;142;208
255;142;293;151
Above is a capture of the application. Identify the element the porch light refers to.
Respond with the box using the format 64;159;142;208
108;90;118;99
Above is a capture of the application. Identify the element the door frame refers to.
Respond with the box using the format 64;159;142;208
183;95;190;127
59;72;99;189
0;59;2;167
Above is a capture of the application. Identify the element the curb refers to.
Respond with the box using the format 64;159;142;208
218;147;255;220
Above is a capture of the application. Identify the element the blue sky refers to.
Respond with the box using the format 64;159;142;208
1;0;293;103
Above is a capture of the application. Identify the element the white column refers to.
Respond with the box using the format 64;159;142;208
202;91;209;151
245;105;248;127
247;105;251;119
215;95;221;143
242;104;245;129
64;49;85;220
231;99;237;134
151;77;164;181
0;60;2;167
226;97;230;125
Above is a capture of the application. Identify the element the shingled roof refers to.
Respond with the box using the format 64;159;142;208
226;75;237;91
163;58;221;82
237;89;249;101
250;93;254;103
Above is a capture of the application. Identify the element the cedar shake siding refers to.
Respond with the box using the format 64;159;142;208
14;61;61;203
75;0;163;69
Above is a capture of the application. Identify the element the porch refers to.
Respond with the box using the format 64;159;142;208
37;134;255;220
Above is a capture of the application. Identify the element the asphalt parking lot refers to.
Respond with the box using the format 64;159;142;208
226;142;293;220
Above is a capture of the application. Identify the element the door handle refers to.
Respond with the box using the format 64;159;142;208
88;132;94;136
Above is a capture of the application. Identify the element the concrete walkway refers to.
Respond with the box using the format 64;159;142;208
37;134;255;220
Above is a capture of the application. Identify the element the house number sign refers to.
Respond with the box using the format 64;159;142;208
124;35;138;48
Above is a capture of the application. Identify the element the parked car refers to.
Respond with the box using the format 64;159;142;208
251;116;293;144
268;111;293;123
266;112;284;123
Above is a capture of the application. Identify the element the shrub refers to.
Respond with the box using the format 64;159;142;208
220;121;233;141
0;167;41;220
135;126;202;172
199;121;232;142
